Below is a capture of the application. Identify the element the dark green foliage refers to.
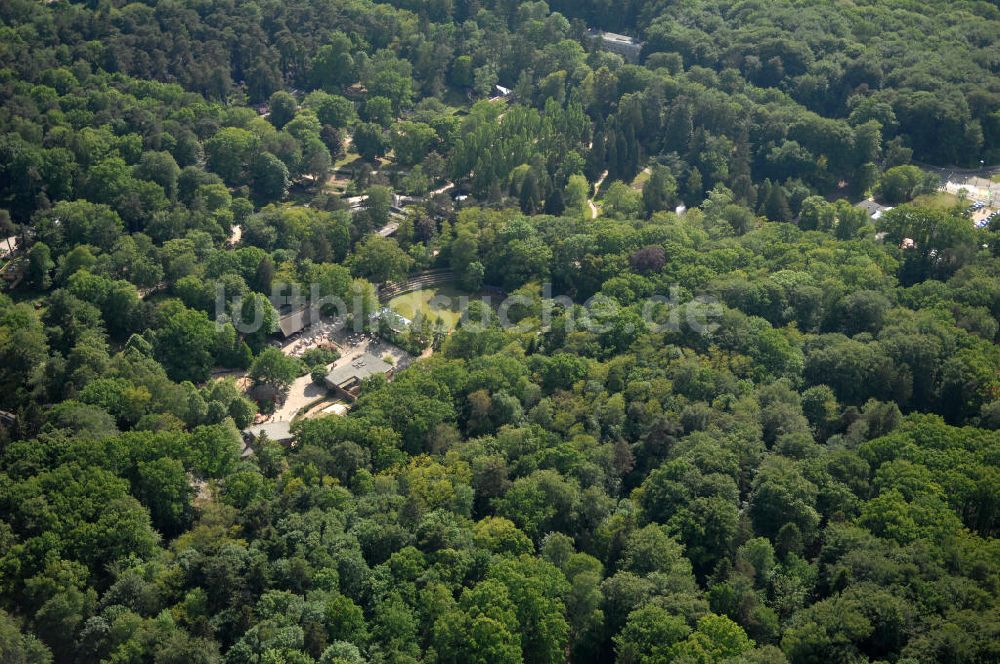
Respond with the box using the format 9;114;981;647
0;2;997;663
251;152;290;206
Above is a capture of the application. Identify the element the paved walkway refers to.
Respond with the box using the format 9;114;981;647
270;373;327;423
588;170;608;219
430;181;455;196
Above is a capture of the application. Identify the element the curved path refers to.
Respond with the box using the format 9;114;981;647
588;170;608;219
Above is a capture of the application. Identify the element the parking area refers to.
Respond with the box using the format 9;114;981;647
976;208;1000;229
937;174;999;229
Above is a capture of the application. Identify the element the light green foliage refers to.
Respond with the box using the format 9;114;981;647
350;234;414;284
249;347;301;392
603;182;643;219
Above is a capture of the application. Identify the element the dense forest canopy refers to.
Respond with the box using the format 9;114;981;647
450;0;1000;167
1;1;999;663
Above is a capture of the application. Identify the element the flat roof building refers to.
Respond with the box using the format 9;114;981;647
243;420;294;445
325;352;394;400
588;30;643;63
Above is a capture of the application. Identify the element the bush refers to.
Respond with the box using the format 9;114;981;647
311;364;329;385
301;346;341;367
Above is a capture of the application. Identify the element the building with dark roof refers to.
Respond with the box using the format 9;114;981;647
277;306;311;338
855;198;893;221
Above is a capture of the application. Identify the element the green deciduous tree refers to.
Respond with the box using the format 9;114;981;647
305;91;356;128
249;347;301;392
205;127;260;186
392;121;437;167
26;242;54;289
268;91;298;129
350;235;414;284
151;301;222;383
642;165;677;217
251;152;290;205
134;456;193;536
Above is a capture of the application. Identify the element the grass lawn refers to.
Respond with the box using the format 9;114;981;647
333;151;362;170
992;173;1000;183
911;191;960;210
388;284;481;331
